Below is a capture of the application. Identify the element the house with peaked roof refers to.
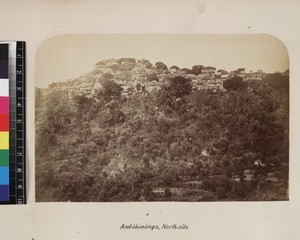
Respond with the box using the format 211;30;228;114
244;170;255;181
201;66;216;75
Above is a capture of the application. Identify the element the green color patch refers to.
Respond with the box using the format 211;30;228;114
0;149;9;166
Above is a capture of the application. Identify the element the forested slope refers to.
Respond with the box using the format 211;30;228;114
36;67;289;202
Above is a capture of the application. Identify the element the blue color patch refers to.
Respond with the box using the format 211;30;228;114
0;167;9;184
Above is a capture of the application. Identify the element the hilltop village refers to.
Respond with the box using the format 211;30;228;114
36;57;289;202
45;58;280;98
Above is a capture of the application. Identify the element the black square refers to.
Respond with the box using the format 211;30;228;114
0;44;8;60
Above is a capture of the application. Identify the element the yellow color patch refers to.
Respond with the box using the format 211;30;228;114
0;132;9;149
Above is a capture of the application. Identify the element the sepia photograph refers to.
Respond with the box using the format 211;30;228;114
35;34;289;202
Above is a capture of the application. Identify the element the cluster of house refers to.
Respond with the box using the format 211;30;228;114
46;58;284;98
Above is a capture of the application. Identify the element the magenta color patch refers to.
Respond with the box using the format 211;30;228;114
0;97;9;114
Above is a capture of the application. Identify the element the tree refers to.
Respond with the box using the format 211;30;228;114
147;73;159;82
35;87;44;109
157;76;192;108
192;65;204;75
170;65;179;70
168;76;192;98
138;59;153;69
182;68;193;74
110;64;121;72
223;76;247;91
262;73;289;91
136;83;142;91
98;79;123;101
155;62;168;71
164;188;172;198
74;95;95;116
103;72;114;79
117;58;136;64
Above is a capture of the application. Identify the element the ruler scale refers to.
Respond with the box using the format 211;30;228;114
0;41;26;204
16;41;26;204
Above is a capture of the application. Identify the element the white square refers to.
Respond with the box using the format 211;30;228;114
0;79;9;96
9;50;16;58
9;42;16;51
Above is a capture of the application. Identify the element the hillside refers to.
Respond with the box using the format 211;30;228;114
35;58;289;202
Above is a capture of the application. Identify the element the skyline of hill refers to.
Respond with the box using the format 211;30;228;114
35;35;289;89
37;57;289;89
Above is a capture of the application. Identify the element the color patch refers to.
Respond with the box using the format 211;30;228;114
0;114;9;131
0;96;9;114
0;149;8;166
0;44;8;59
0;79;9;96
0;132;9;149
0;167;9;184
0;60;8;79
0;44;8;79
0;185;9;201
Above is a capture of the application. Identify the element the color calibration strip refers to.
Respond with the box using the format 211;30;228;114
0;43;9;201
0;41;26;204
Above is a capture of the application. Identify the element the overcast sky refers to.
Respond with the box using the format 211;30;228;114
35;34;289;88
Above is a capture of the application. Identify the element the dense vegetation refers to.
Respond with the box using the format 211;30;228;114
36;72;289;202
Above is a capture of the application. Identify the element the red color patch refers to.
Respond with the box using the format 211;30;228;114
0;114;9;131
